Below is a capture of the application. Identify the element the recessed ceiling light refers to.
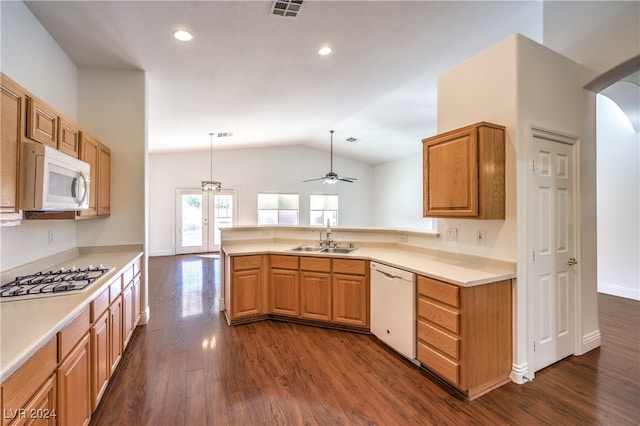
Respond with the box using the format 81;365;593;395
318;46;332;56
174;30;193;41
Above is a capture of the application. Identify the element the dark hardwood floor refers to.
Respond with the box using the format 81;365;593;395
89;255;640;426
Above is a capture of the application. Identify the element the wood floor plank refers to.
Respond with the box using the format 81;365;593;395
90;255;640;426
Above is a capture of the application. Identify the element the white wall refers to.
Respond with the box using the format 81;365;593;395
0;1;78;270
372;154;435;231
436;33;599;383
597;94;640;300
76;69;146;248
148;145;374;256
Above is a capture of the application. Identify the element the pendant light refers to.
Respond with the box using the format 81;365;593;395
201;132;222;192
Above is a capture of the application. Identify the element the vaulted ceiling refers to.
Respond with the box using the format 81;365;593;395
24;1;639;164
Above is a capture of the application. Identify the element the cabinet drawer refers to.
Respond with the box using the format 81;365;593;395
418;298;459;334
233;255;262;271
300;256;331;272
109;278;122;302
1;337;57;426
417;319;459;360
121;264;135;287
418;275;459;308
332;259;366;275
58;306;90;362
91;286;110;322
417;341;459;385
270;255;299;270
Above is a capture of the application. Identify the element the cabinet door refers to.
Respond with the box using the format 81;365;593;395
132;275;141;328
0;75;25;222
123;283;134;348
15;375;57;426
300;271;331;322
270;268;299;317
57;333;91;426
27;97;57;148
332;273;368;327
97;143;111;216
231;269;263;319
109;297;123;375
57;116;80;158
423;127;478;217
78;133;99;217
90;312;109;412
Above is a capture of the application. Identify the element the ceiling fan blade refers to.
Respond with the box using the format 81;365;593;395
339;177;357;181
303;177;326;182
338;178;356;182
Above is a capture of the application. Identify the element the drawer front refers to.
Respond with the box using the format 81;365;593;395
233;255;262;271
1;337;57;425
332;259;367;275
417;341;459;386
270;255;299;270
418;298;459;334
121;264;135;287
109;278;122;302
58;306;90;362
300;256;331;272
91;287;110;322
418;276;460;308
417;319;459;360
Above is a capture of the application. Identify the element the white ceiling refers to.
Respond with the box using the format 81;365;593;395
23;1;636;165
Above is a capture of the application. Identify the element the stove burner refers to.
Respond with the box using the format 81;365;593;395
1;265;112;300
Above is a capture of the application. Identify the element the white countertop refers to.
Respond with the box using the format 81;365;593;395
222;242;516;287
0;249;143;383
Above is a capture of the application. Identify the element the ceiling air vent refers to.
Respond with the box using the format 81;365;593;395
346;137;358;143
271;0;303;18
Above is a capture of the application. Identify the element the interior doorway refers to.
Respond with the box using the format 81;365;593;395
175;189;237;254
528;128;579;373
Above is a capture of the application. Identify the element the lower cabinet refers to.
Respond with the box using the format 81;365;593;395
270;255;300;317
226;255;266;321
416;275;512;399
57;333;91;426
332;259;369;328
300;257;332;322
90;310;110;411
18;375;57;426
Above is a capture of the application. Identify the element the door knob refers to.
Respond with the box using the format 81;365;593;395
568;257;578;266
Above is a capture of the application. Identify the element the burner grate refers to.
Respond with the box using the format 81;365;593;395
1;265;112;300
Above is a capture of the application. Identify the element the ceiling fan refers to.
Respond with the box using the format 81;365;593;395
304;130;357;184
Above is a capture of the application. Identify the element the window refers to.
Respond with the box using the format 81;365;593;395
310;194;338;227
257;193;299;225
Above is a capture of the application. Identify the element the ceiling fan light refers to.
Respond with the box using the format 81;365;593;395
174;30;193;41
323;178;337;185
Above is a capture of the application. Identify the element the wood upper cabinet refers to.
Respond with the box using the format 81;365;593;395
269;255;300;317
26;96;57;149
78;132;110;218
416;275;512;399
0;74;26;223
422;122;505;219
229;255;266;320
332;259;369;328
57;116;80;158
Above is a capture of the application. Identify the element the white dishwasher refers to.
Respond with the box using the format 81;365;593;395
370;262;418;364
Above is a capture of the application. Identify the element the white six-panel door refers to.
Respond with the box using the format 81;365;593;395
530;131;577;372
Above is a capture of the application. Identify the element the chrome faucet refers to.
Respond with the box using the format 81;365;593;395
312;228;325;247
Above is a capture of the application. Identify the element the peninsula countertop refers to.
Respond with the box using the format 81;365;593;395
0;248;143;383
222;242;516;287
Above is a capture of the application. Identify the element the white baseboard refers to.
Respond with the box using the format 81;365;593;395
510;362;530;384
148;249;175;257
579;329;601;355
598;283;640;301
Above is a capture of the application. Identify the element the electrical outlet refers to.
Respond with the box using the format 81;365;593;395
398;234;408;243
261;230;273;237
48;229;54;245
446;227;457;241
477;230;486;244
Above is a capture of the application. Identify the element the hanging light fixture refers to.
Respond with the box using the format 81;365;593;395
201;132;222;192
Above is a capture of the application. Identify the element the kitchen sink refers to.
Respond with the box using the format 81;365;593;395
288;245;324;252
321;247;356;254
288;246;356;254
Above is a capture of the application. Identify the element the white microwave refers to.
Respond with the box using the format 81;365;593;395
22;142;91;211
